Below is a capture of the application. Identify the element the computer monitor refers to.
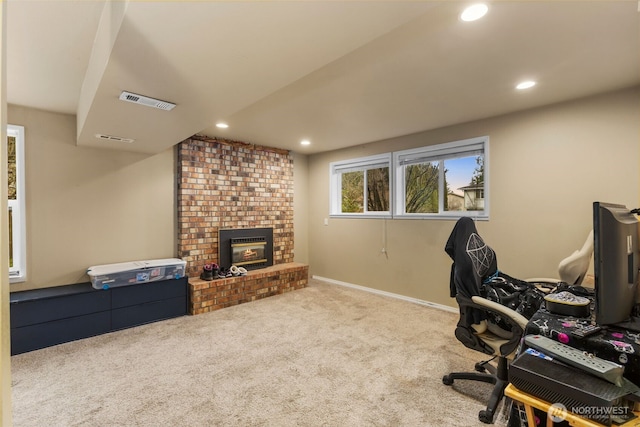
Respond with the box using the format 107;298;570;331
593;201;639;326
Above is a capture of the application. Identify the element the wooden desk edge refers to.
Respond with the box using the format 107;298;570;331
505;384;640;427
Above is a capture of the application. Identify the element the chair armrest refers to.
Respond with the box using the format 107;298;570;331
471;296;529;330
525;277;560;284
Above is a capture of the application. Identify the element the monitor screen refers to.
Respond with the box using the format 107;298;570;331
593;201;639;326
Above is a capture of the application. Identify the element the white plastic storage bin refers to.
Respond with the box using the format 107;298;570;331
87;258;186;290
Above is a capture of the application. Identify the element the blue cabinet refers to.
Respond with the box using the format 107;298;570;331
10;277;188;355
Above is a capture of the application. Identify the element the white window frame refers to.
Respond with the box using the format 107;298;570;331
329;153;392;218
328;136;489;221
8;124;26;283
393;136;489;219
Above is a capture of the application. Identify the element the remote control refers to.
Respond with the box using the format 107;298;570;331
570;324;603;338
524;334;624;387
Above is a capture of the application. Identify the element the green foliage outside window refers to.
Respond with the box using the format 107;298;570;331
471;156;484;186
341;167;389;213
405;162;439;213
7;135;16;267
366;168;389;212
341;171;364;213
466;156;485;211
8;136;16;200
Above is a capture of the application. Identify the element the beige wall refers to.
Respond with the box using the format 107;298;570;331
8;105;176;291
307;86;640;309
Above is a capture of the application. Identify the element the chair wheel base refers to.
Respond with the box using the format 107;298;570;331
479;409;494;424
442;375;454;386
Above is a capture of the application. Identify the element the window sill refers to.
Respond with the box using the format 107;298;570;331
393;213;489;220
10;274;26;284
329;213;392;219
330;213;488;220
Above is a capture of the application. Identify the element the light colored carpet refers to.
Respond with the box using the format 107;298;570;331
11;278;510;426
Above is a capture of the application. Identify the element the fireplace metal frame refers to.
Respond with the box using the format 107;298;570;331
218;227;274;270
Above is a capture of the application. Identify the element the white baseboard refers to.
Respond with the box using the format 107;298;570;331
311;275;458;314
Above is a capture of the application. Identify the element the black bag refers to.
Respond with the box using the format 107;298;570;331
481;272;545;329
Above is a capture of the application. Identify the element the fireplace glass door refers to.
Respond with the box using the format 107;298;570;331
231;238;267;267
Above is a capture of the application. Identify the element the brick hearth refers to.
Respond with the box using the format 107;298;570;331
189;263;308;314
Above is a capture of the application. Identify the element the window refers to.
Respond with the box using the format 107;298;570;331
8;125;26;282
394;136;488;218
329;136;489;220
330;153;391;217
393;137;489;217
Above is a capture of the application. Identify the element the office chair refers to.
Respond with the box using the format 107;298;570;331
443;217;529;424
527;229;594;285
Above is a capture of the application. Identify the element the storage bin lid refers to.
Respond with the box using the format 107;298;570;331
87;258;186;277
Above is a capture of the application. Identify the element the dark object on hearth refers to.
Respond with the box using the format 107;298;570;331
200;263;218;281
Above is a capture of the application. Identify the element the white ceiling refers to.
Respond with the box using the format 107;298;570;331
6;1;640;155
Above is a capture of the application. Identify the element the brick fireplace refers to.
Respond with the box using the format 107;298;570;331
177;135;307;314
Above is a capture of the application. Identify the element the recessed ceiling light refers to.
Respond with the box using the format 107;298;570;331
300;140;311;146
216;123;229;129
460;3;488;22
516;80;537;90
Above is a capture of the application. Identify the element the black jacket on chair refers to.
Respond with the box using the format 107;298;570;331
445;216;498;326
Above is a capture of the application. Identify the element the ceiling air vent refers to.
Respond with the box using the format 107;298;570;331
95;134;135;144
119;91;176;111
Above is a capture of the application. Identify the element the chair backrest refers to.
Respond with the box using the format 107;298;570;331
445;217;498;326
558;230;594;285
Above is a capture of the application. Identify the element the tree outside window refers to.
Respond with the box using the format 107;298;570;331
331;136;488;219
8;135;16;268
331;153;392;217
8;125;26;282
340;167;389;213
405;162;439;213
394;136;488;218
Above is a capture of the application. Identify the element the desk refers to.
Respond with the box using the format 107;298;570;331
525;308;640;386
505;384;640;427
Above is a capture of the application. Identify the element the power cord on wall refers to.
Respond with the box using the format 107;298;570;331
380;219;389;259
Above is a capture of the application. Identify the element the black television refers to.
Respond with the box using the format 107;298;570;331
593;201;639;327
